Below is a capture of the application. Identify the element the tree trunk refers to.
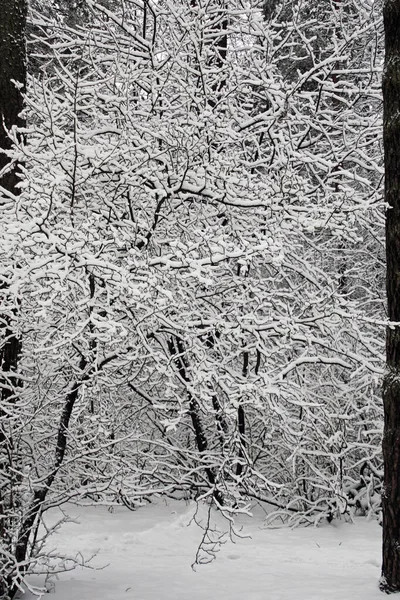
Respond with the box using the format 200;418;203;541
381;0;400;592
0;0;26;193
0;0;26;395
13;359;87;594
168;336;224;505
0;2;26;599
236;351;248;478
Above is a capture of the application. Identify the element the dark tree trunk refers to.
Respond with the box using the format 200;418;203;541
381;0;400;593
168;336;224;505
236;351;248;478
0;2;26;599
12;359;87;596
205;331;228;450
0;0;26;194
0;0;26;397
9;349;115;599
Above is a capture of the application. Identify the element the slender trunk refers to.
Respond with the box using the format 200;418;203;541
236;351;248;478
381;0;400;592
11;358;87;598
205;332;228;450
168;336;224;505
211;393;228;449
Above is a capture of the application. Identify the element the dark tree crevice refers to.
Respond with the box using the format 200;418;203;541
381;0;400;592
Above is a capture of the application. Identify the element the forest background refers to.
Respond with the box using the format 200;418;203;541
0;0;386;597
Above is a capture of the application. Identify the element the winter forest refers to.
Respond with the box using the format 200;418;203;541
1;0;399;597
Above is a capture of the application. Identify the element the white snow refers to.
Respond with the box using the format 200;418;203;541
24;500;383;600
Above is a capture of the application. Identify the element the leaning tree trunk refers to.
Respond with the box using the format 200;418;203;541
381;0;400;593
167;336;224;506
0;1;27;599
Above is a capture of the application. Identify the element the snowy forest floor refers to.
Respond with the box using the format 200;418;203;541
24;499;383;600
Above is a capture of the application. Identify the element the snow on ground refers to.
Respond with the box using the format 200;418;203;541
24;499;383;600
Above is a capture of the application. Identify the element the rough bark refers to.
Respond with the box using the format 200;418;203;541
381;0;400;592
